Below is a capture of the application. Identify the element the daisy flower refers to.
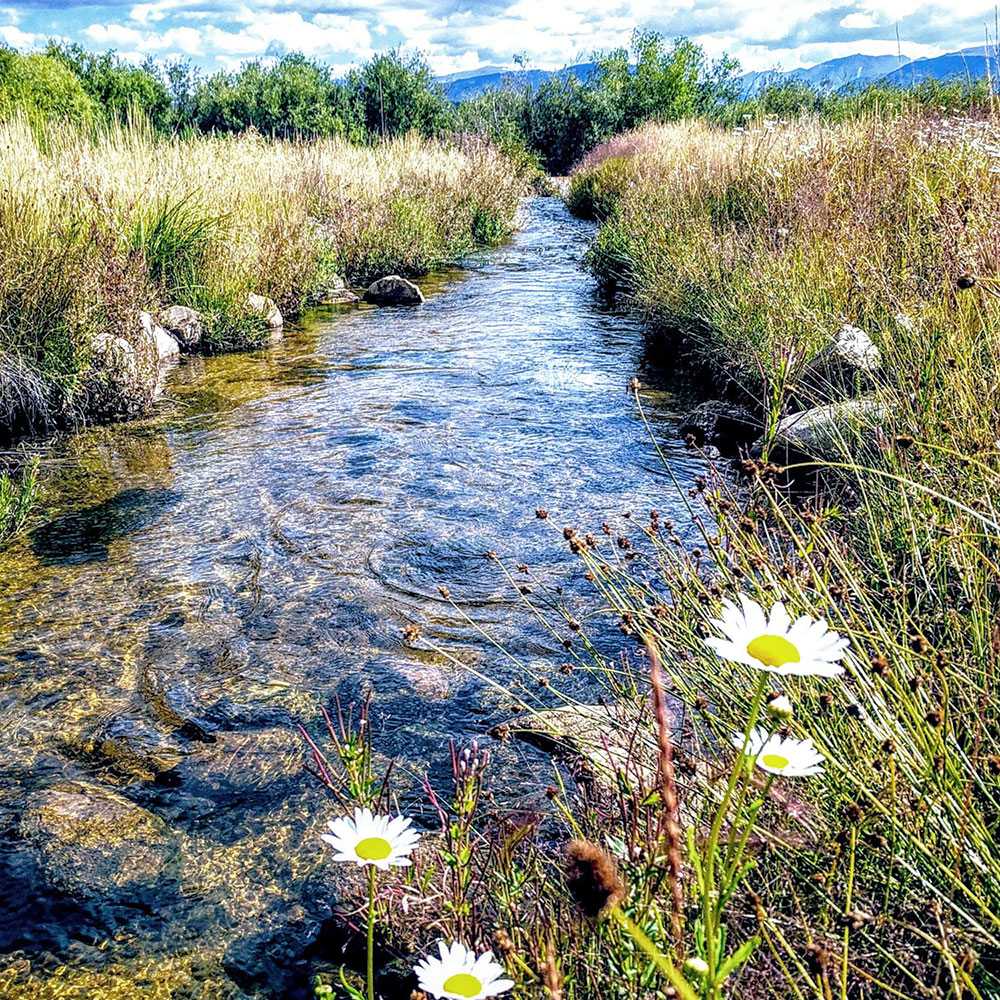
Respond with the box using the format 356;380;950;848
705;596;848;677
415;941;514;999
321;807;420;869
732;726;824;777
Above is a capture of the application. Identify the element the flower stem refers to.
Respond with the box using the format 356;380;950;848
367;865;376;1000
610;906;699;1000
703;672;769;996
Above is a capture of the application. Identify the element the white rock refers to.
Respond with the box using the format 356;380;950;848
246;292;283;329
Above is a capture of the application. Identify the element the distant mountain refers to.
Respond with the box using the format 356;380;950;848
882;45;997;86
439;62;597;101
738;53;905;96
439;47;1000;103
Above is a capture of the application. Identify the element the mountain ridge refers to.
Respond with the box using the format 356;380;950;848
438;45;999;101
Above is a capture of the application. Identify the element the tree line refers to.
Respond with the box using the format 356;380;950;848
1;32;994;173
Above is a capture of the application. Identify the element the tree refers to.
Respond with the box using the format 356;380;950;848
0;48;96;125
45;43;172;130
344;50;452;139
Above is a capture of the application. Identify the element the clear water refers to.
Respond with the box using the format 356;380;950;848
0;197;708;995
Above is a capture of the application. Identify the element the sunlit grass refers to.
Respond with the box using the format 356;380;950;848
0;117;528;436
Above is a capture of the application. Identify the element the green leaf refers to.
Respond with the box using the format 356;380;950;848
716;936;761;983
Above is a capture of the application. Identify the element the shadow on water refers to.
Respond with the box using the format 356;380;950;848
29;487;182;565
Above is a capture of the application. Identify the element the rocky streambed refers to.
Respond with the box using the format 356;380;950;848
0;197;712;997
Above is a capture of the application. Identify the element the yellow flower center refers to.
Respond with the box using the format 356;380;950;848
746;634;800;668
443;973;483;997
761;753;789;769
355;837;392;861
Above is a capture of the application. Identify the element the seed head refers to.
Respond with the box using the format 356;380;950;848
564;839;625;918
493;929;514;955
805;943;830;975
766;694;794;719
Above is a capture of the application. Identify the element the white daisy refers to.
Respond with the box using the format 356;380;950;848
415;941;514;999
732;726;824;777
705;596;848;677
320;807;420;869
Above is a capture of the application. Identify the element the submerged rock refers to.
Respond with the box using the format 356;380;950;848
363;275;424;306
246;292;284;330
764;397;885;460
677;399;758;451
496;702;667;785
94;716;196;779
160;305;204;349
306;276;359;306
20;781;176;899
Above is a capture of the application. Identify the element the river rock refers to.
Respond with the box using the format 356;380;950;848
159;305;204;349
94;716;195;779
20;781;176;898
246;292;283;330
306;275;359;306
796;324;880;404
677;400;758;451
496;702;667;785
763;397;885;460
363;275;424;306
89;324;157;416
140;310;181;361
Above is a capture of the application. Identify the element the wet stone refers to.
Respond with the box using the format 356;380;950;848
20;781;177;899
94;716;197;779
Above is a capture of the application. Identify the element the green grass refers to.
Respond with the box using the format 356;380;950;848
0;457;38;544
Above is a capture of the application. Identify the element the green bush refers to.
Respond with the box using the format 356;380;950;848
0;49;96;126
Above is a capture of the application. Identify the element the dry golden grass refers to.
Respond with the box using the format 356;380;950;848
0;117;527;435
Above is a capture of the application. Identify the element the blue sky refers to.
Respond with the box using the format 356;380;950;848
1;1;997;76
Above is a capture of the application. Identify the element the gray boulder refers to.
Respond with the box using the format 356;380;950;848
677;400;758;451
306;282;360;306
246;292;283;329
160;305;204;348
797;324;880;403
20;781;176;898
763;397;885;460
363;275;424;306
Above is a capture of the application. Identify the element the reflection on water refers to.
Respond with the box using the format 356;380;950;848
0;197;709;996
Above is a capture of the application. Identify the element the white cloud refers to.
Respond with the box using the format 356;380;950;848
840;13;880;29
0;24;41;48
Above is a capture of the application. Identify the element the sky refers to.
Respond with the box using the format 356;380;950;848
1;0;999;77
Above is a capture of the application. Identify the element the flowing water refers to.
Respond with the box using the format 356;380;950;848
0;197;708;996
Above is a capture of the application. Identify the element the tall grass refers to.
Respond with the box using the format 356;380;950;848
515;110;1000;995
0;117;529;437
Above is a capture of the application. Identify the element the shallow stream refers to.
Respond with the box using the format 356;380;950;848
0;196;708;996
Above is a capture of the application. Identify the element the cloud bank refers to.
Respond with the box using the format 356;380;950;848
3;0;999;76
